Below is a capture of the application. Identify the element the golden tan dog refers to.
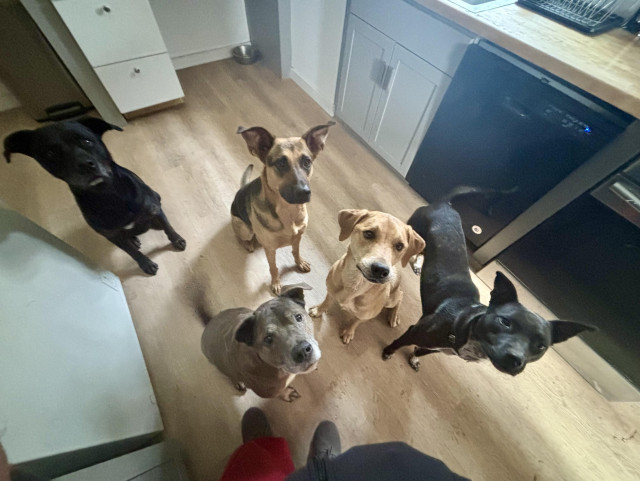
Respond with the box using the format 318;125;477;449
309;209;425;344
231;122;334;295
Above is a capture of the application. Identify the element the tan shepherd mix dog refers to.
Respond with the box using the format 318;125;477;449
310;209;425;344
231;122;334;294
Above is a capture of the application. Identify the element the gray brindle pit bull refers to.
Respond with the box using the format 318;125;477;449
382;191;596;376
200;283;321;402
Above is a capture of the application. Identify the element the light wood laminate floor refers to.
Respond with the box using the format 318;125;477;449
1;60;638;481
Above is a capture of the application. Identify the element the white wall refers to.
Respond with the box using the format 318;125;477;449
149;0;250;70
288;0;347;116
0;76;20;112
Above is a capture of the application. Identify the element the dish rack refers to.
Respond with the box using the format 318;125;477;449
517;0;627;34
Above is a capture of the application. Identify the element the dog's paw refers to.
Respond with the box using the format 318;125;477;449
340;328;355;345
410;254;424;276
171;235;187;251
271;281;282;296
408;356;421;372
240;239;255;253
235;381;247;393
296;259;311;273
382;348;393;360
280;386;301;402
139;258;159;276
308;306;322;318
388;314;400;328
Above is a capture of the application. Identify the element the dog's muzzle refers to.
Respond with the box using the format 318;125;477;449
358;261;391;284
280;184;311;204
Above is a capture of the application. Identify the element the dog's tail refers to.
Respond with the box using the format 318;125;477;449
441;185;518;204
240;164;254;187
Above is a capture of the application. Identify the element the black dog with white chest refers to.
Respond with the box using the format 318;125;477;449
382;190;595;375
3;117;186;275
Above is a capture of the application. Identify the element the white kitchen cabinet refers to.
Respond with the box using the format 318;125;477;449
336;0;472;176
52;0;183;115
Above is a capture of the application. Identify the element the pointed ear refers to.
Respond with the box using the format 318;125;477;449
302;121;335;157
77;117;123;137
550;320;597;345
237;126;275;163
280;282;312;306
401;226;426;267
235;314;256;346
338;209;369;241
4;130;34;163
489;271;518;306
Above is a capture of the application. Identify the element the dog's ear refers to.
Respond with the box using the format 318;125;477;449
4;130;34;163
237;126;275;163
549;320;597;345
401;226;426;267
338;209;369;241
302;121;335;157
280;282;312;306
77;117;123;137
235;314;256;346
489;271;518;306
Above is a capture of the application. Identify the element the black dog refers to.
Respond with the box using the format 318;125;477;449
3;117;186;275
382;190;595;375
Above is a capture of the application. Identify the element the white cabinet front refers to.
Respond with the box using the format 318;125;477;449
95;53;183;113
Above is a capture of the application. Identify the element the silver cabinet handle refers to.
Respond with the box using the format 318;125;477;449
382;65;394;90
609;180;640;213
102;5;111;12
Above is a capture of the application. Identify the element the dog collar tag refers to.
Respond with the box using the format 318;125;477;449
448;334;456;345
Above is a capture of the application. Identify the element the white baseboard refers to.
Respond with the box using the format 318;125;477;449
171;43;247;70
288;68;335;117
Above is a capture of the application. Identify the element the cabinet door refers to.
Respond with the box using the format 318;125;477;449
52;0;167;67
369;44;451;176
336;14;394;141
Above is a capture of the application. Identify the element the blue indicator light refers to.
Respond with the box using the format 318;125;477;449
584;126;592;133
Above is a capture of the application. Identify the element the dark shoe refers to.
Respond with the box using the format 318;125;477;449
241;407;273;443
308;420;341;461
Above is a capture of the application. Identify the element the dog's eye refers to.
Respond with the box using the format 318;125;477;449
499;317;512;328
274;157;288;170
395;242;404;251
363;230;375;240
300;156;312;170
537;343;546;352
45;149;56;159
81;138;93;147
294;313;303;322
264;334;274;345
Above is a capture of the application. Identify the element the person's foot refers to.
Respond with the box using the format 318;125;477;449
308;421;341;461
241;407;273;443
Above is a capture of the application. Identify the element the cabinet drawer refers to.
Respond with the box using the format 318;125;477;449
53;0;167;67
95;53;183;113
350;0;472;76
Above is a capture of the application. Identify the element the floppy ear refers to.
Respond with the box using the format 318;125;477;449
401;226;426;267
338;209;369;241
4;130;34;163
77;117;123;137
280;282;312;306
237;126;275;163
489;271;518;306
235;314;256;346
302;121;335;157
550;320;597;344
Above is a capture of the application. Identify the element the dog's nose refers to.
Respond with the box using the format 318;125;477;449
78;159;97;174
370;262;390;280
292;341;313;364
504;353;524;371
295;184;311;203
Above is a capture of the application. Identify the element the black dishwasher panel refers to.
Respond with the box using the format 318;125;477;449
406;41;632;248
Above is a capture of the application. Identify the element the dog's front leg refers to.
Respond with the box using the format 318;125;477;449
292;231;310;273
264;248;281;295
108;234;159;275
156;211;186;251
309;294;332;318
382;324;421;361
385;289;404;328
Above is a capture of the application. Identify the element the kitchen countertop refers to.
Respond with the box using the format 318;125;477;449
411;0;640;119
